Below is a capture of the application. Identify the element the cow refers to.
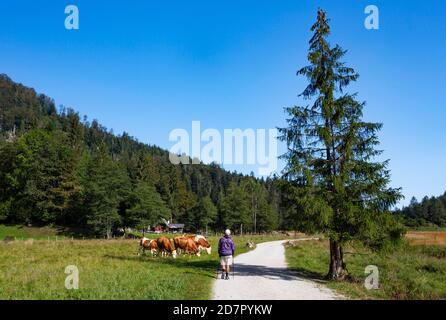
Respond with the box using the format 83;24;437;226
156;237;177;258
138;237;158;256
173;236;200;256
186;234;212;255
173;236;185;255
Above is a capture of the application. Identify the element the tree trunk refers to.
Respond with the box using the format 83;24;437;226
328;238;347;280
106;226;112;240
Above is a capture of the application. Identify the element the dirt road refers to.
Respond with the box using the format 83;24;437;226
212;239;341;300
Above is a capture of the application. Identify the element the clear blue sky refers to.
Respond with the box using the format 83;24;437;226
1;0;445;207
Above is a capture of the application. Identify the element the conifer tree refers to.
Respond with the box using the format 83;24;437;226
220;181;250;232
279;9;403;279
83;144;131;238
126;180;170;229
192;196;217;232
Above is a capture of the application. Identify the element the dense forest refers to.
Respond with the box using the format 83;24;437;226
1;73;444;239
394;194;446;228
0;74;295;237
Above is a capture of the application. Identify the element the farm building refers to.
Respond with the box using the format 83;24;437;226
167;223;185;233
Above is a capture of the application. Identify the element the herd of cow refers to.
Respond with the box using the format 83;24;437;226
138;235;212;259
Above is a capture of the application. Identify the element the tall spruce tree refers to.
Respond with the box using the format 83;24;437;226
2;129;81;224
279;9;403;279
220;181;251;232
188;196;217;233
125;180;170;229
82;144;131;238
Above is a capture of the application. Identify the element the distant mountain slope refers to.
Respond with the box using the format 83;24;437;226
0;74;288;236
0;74;57;134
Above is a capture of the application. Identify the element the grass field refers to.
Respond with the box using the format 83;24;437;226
285;239;446;299
0;225;61;240
5;223;444;300
406;231;446;246
0;232;293;300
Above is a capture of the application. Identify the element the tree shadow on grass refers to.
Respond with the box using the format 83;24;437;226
286;266;328;283
104;254;329;283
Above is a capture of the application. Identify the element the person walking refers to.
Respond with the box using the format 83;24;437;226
218;229;235;280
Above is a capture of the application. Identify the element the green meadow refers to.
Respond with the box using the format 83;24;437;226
285;239;446;300
0;232;291;300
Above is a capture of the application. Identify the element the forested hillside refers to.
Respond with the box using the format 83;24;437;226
395;194;446;228
0;74;290;237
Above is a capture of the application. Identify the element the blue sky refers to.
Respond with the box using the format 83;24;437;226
1;0;445;207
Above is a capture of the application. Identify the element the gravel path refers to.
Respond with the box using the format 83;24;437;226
212;239;341;300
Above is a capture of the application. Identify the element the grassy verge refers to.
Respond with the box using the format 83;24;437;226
0;234;291;299
285;239;446;299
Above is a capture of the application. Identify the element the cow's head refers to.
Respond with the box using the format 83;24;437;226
198;245;212;255
200;239;211;254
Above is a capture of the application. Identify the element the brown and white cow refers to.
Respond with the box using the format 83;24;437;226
156;237;177;258
173;236;200;256
186;235;212;255
138;237;158;256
